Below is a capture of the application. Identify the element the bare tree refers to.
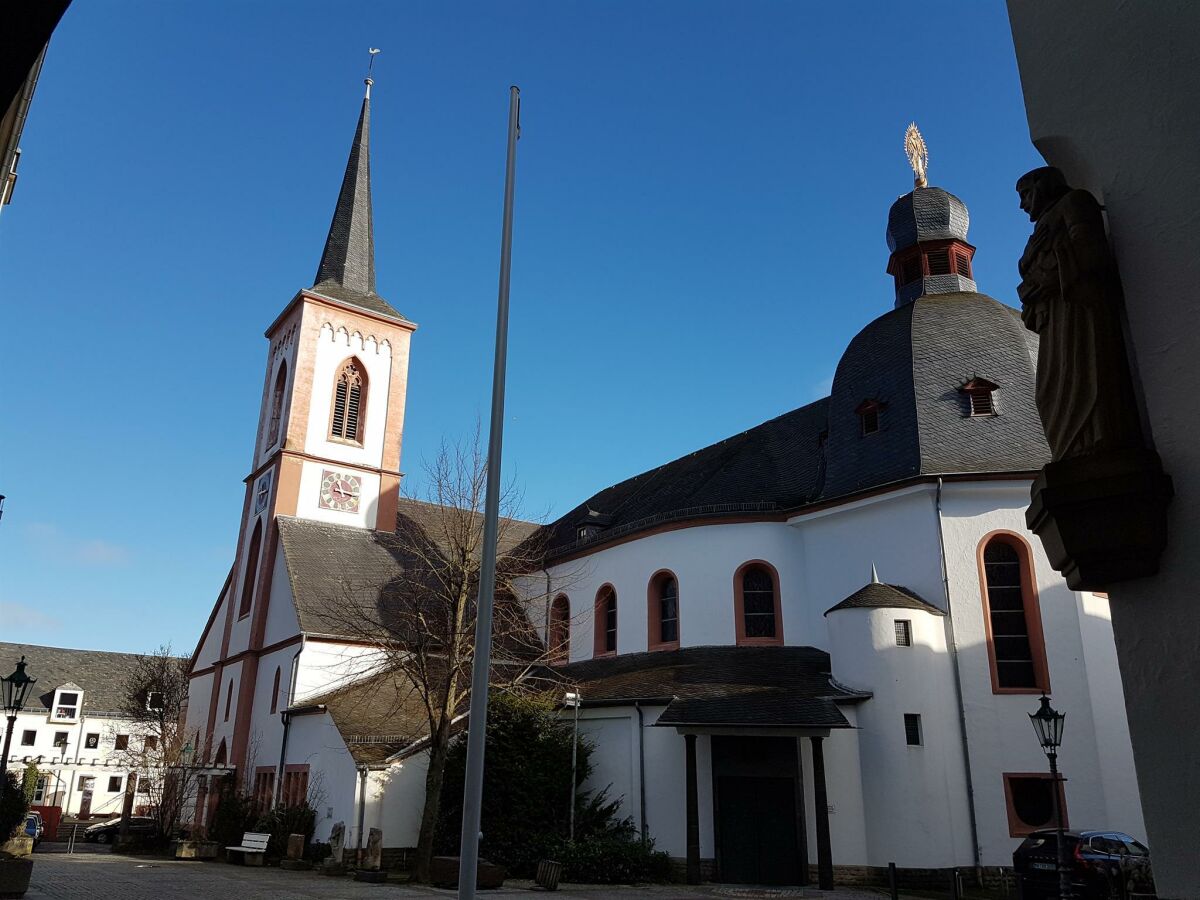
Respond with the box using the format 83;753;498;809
313;429;576;881
110;644;199;846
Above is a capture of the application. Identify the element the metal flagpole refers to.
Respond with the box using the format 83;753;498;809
457;84;520;900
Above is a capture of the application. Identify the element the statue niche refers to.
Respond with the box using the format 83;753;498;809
1016;166;1171;590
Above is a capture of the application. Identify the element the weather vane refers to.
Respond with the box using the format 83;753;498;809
904;122;929;189
366;47;381;81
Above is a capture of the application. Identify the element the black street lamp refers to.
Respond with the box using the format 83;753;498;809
1;656;37;797
1029;694;1070;899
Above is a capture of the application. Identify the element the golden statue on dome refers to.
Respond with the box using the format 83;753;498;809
904;123;928;188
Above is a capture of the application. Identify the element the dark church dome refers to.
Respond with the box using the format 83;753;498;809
886;186;970;252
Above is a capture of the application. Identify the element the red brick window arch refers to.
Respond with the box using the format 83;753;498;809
267;361;287;447
647;570;680;651
734;561;783;646
238;519;263;619
329;357;368;444
593;585;618;657
978;532;1050;693
549;595;570;664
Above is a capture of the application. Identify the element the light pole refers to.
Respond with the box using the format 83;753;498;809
1;656;37;797
564;691;582;841
1029;694;1070;900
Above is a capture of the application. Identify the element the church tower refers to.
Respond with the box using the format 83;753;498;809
243;75;415;545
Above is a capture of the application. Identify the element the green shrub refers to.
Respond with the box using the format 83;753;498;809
0;772;30;843
559;834;674;884
21;763;38;806
253;804;315;862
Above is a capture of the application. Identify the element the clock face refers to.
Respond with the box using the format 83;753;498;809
319;469;362;513
254;472;273;514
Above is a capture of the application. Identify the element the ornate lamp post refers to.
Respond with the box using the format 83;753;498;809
1;656;37;797
1029;695;1070;899
564;691;582;841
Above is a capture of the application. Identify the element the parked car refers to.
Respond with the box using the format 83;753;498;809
24;812;44;847
83;816;158;844
1014;829;1155;899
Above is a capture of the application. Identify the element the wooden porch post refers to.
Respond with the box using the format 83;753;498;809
795;737;810;885
810;736;833;890
684;733;701;884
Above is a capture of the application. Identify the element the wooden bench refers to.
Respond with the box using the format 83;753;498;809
226;832;270;865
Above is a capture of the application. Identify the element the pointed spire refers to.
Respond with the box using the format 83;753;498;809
312;77;376;299
870;562;880;584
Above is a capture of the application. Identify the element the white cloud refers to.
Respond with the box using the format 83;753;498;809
23;522;132;567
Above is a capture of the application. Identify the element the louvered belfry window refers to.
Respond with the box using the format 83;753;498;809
330;359;366;442
926;248;951;276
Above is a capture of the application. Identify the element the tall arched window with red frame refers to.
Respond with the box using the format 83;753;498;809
238;520;263;618
549;595;570;664
593;585;617;657
979;532;1050;693
734;561;783;646
647;571;680;651
266;361;288;447
329;357;368;444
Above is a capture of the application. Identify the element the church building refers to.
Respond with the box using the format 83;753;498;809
184;82;1144;885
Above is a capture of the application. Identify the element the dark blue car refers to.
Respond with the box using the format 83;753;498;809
1013;829;1155;899
24;812;43;847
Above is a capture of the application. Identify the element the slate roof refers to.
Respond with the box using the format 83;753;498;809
308;86;406;323
886;186;970;252
558;646;867;729
824;581;945;616
542;287;1049;558
0;642;183;717
275;498;540;641
300;670;430;764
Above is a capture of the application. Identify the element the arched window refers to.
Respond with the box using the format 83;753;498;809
549;595;570;664
647;571;680;650
329;358;367;443
269;667;282;714
593;585;617;657
734;561;783;646
979;533;1050;693
223;680;234;722
238;520;263;618
214;738;227;767
266;362;287;447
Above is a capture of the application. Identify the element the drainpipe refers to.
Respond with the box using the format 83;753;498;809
275;643;305;809
935;477;982;876
356;765;368;866
634;702;647;842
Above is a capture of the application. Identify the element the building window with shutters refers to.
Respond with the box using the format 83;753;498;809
329;358;367;444
647;571;680;651
734;561;784;646
593;585;618;657
281;765;309;808
979;532;1050;694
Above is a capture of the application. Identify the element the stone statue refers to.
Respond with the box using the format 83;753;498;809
1016;166;1144;461
328;821;345;864
364;827;383;870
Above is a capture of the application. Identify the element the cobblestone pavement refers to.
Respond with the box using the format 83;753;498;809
23;850;889;900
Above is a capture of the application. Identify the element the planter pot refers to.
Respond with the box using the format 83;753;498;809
0;857;33;900
175;840;220;860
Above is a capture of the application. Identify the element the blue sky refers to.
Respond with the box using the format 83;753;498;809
0;1;1044;655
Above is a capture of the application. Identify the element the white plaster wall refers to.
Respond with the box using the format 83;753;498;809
578;713;635;822
815;712;869;866
285;711;360;843
939;481;1134;864
1077;592;1145;841
208;660;244;762
303;323;393;468
244;644;302;775
371;753;427;849
184;671;214;750
827;607;974;866
545;522;811;660
261;545;301;648
293;641;386;703
1006;7;1200;890
193;584;232;670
